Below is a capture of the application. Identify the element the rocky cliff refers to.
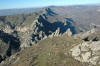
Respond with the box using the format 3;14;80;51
0;7;100;66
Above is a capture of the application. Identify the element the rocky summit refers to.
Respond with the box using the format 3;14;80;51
0;6;100;66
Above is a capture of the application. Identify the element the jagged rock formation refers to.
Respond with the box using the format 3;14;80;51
0;34;88;66
20;15;74;47
0;7;91;48
18;8;77;47
49;28;61;37
0;7;100;66
0;7;79;63
65;28;72;36
0;8;77;48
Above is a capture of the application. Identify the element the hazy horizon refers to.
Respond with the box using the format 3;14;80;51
0;0;100;10
0;4;100;10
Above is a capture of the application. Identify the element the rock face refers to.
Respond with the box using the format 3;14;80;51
19;8;76;47
49;28;61;37
3;25;14;33
74;28;97;39
0;7;96;65
16;27;29;32
70;41;100;65
0;34;88;66
20;15;74;47
0;8;86;48
65;28;72;36
74;28;100;41
0;30;20;63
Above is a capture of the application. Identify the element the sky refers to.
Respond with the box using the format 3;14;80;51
0;0;100;9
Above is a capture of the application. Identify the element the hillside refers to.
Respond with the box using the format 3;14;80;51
1;29;100;66
0;7;90;48
49;5;100;25
0;7;80;63
0;6;100;66
1;5;100;26
0;34;88;66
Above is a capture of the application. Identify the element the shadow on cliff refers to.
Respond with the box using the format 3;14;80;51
38;15;76;35
0;30;20;57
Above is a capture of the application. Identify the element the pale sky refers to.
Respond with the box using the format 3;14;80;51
0;0;100;9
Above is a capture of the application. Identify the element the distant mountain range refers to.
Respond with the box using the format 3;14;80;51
0;8;43;16
1;5;100;25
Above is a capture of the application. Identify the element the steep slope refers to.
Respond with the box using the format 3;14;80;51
0;34;89;66
0;30;20;63
49;5;100;25
0;8;80;63
0;7;99;66
1;5;100;26
0;8;81;47
1;29;100;66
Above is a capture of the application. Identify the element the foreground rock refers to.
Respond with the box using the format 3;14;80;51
70;41;100;65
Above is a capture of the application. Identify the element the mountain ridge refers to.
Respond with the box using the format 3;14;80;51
0;6;100;66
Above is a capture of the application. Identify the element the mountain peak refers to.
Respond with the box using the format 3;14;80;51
43;7;57;16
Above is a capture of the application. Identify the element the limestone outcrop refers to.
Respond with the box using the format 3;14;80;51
70;41;100;65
